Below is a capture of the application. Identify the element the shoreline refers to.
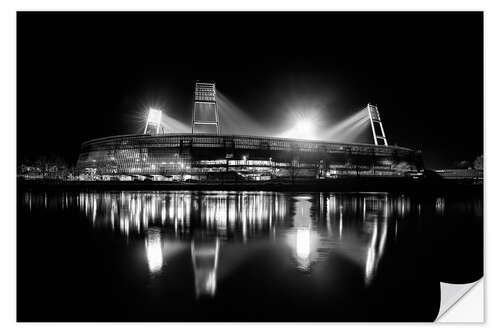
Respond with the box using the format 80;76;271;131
17;178;483;197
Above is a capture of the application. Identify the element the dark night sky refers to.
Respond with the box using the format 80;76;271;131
17;12;483;169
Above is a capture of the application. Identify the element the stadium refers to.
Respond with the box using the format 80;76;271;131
76;82;423;182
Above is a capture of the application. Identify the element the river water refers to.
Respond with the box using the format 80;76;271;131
17;190;483;321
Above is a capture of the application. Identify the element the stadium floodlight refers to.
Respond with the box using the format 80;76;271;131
295;118;315;139
280;115;317;140
192;82;220;135
144;108;163;134
366;104;388;146
147;108;162;123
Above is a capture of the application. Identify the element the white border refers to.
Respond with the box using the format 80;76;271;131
2;0;498;331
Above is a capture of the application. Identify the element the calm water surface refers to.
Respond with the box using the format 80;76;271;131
17;190;483;321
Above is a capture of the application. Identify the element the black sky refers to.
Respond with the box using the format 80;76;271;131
17;12;483;169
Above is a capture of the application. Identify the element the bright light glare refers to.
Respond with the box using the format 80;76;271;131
147;108;162;124
296;228;311;260
295;119;314;139
145;231;163;273
280;114;318;140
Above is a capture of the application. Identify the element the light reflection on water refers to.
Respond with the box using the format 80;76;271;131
145;229;163;273
22;191;422;298
19;189;484;321
191;237;219;297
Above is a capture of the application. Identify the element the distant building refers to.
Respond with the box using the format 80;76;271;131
18;160;72;180
433;169;483;183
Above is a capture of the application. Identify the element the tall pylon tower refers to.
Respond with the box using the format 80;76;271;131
144;108;165;135
366;104;388;146
192;82;220;135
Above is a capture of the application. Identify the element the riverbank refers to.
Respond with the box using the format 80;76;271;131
18;177;483;197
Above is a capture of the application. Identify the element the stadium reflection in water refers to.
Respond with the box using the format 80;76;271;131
19;190;483;320
49;191;409;296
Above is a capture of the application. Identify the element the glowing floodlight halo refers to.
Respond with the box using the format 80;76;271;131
147;108;162;124
144;107;163;134
280;113;318;140
294;118;315;139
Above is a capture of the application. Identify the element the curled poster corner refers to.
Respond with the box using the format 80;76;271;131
436;279;483;322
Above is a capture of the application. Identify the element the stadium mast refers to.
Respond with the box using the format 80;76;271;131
192;82;220;135
366;104;388;146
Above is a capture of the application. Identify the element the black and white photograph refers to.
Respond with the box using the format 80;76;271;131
14;10;485;323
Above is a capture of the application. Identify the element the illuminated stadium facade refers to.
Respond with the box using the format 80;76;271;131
76;83;423;181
